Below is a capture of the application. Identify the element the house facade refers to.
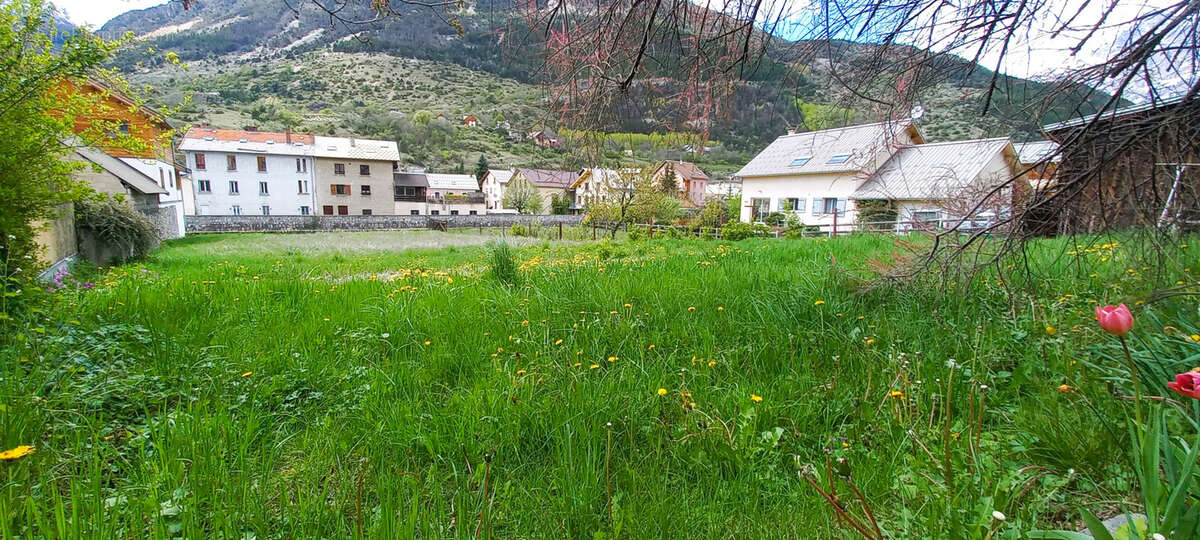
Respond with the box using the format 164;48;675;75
393;171;430;215
736;121;1019;230
481;169;513;212
312;136;400;216
510;168;579;214
426;173;486;215
652;161;709;207
180;127;317;216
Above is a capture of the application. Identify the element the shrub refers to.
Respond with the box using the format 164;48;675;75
509;223;530;237
550;193;570;215
75;197;160;263
760;212;787;226
720;221;754;241
485;241;520;285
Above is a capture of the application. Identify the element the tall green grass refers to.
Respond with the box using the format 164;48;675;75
0;231;1196;537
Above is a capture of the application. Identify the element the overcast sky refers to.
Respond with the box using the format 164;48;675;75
52;0;167;29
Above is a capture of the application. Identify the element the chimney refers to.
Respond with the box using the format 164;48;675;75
350;137;357;147
786;128;798;135
285;128;291;144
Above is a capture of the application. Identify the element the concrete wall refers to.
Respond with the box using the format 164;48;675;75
33;203;76;268
186;214;583;233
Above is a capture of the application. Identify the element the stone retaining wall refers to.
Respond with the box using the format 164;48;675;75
186;214;584;233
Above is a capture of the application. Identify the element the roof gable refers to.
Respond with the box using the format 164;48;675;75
74;146;167;195
852;138;1015;201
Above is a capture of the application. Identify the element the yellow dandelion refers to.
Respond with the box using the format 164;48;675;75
648;344;655;350
888;390;904;399
1191;334;1200;342
708;360;716;368
717;306;724;311
865;338;876;345
750;394;763;403
589;364;600;370
555;339;563;345
0;445;34;461
1046;326;1056;335
424;340;432;346
657;388;668;396
814;300;825;306
573;362;581;367
688;306;696;312
1057;384;1074;393
241;371;252;377
521;320;529;326
624;303;632;309
607;356;618;363
517;370;526;375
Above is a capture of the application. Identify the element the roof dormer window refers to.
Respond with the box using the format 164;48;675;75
789;156;812;167
826;154;851;164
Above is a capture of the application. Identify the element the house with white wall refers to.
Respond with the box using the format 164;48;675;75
180;127;317;216
736;121;1019;229
480;169;513;212
426;173;486;215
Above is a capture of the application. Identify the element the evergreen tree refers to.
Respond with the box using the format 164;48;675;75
475;154;490;182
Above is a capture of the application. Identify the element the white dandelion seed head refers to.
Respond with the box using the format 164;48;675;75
380;333;390;338
992;511;1006;521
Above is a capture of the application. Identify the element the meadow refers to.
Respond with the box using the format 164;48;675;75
1;231;1198;538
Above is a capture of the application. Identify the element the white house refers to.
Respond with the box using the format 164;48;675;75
481;168;513;212
115;156;187;237
736;121;1020;230
425;173;486;216
180;127;317;216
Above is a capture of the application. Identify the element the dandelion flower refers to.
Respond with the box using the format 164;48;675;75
424;340;432;346
814;300;825;306
657;388;668;396
589;364;599;370
555;339;563;345
0;445;34;461
888;390;904;399
648;344;655;350
624;303;632;309
607;356;617;363
1057;384;1074;393
1191;334;1200;342
688;306;696;312
707;360;716;368
717;306;724;311
516;370;526;375
573;362;581;367
750;394;763;403
1045;325;1056;335
865;338;876;345
241;371;252;377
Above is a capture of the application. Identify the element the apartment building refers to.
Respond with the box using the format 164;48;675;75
313;136;400;216
179;127;317;216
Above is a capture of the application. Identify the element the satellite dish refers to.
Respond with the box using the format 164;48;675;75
910;104;926;123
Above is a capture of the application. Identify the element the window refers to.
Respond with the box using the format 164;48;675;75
410;210;420;215
229;181;239;194
195;153;206;170
297;180;308;194
359;164;370;176
334;163;346;175
297;158;308;173
118;121;129;135
231;205;242;215
300;206;311;216
261;205;270;215
789;156;812;167
197;180;211;193
362;209;372;216
796;198;806;213
331;184;350;195
811;198;821;216
322;205;334;215
822;198;847;215
170;170;177;189
360;185;371;195
469;210;478;215
912;210;941;223
431;210;440;215
826;154;851;164
159;169;166;188
783;198;800;211
450;210;459;215
227;155;237;171
337;205;348;215
257;156;267;172
259;181;269;195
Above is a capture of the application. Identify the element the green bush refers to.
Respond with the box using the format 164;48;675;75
509;223;530;237
720;221;754;241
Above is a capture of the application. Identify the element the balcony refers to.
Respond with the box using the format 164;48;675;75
428;193;485;204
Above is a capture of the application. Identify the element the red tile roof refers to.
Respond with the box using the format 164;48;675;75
184;126;315;145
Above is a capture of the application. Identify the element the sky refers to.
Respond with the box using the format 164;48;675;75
51;0;168;29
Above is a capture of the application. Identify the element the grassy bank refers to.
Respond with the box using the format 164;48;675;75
1;232;1198;537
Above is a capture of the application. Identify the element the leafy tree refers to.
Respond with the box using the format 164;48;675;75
658;162;679;195
0;0;148;277
550;193;570;215
474;154;489;182
412;110;433;127
697;198;729;229
503;177;544;214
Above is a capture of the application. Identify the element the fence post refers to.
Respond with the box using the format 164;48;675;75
832;212;838;238
558;222;562;240
593;224;596;240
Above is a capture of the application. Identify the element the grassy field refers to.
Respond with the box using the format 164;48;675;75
2;232;1199;537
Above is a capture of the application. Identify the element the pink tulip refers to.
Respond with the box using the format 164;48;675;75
1167;371;1200;400
1095;304;1133;336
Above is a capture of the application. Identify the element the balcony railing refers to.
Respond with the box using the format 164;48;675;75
428;193;486;204
394;195;425;202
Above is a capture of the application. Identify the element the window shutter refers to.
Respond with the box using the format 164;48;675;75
331;185;338;195
836;199;847;215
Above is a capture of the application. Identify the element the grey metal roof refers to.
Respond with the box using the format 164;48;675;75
485;169;514;184
514;168;578;188
852;138;1012;201
1014;140;1060;164
734;121;920;178
393;172;428;187
425;173;480;191
313;136;400;162
1041;93;1193;132
73;146;167;195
